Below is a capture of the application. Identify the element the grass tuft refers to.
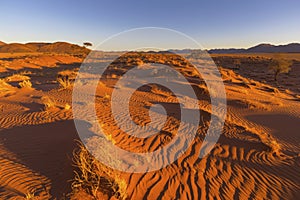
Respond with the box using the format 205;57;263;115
19;80;32;88
41;96;56;110
71;142;127;200
57;76;72;89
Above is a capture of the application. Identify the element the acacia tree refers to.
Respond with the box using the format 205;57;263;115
269;58;292;81
83;42;93;48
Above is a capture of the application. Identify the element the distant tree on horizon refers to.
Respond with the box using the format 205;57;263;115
269;57;293;82
83;42;93;48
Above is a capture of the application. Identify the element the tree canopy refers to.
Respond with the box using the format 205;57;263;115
83;42;93;47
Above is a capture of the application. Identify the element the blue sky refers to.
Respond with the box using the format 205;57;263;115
1;0;299;50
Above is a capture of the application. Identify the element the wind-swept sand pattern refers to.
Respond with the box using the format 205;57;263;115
0;52;299;199
72;52;300;199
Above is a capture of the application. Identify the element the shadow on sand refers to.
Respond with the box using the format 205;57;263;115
0;120;88;198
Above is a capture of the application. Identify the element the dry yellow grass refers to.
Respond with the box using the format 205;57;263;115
71;142;127;200
5;74;30;82
19;80;32;88
41;96;56;110
64;103;71;110
0;79;14;92
24;192;36;200
57;76;72;89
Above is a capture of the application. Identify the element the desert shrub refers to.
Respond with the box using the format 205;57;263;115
19;80;32;88
71;142;127;200
269;58;293;81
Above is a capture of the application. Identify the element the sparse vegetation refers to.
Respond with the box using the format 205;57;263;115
0;78;10;88
19;80;32;88
269;58;293;81
41;96;56;110
1;49;300;200
58;69;78;79
0;79;15;97
71;142;127;200
64;103;71;110
57;76;72;89
24;191;36;199
5;74;30;82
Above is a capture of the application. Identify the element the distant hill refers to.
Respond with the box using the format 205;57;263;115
247;43;300;53
25;42;51;51
0;41;90;54
0;43;35;52
209;43;300;54
0;41;6;46
38;42;90;54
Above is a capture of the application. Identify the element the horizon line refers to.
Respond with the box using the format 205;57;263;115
1;40;300;51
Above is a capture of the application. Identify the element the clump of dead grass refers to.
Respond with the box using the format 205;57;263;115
19;80;32;88
57;76;72;89
23;191;36;200
71;142;127;200
0;79;12;89
64;103;71;110
57;69;78;89
41;96;56;110
5;74;30;82
0;79;16;97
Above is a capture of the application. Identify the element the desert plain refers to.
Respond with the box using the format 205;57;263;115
0;42;299;200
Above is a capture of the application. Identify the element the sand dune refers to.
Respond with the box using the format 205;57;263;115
0;52;299;199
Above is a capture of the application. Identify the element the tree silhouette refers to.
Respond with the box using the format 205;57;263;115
83;42;93;48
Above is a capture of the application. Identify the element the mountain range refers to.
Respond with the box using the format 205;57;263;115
208;43;300;54
0;41;300;54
